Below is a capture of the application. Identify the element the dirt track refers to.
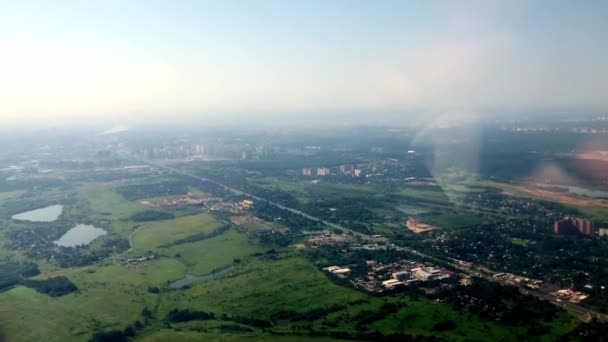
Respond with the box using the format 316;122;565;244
511;187;608;208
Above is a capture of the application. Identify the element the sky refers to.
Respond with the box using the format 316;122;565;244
1;0;607;127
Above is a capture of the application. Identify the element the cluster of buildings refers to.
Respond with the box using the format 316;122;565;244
134;142;259;160
198;197;253;213
553;217;597;236
350;260;454;293
139;193;254;212
302;167;330;176
339;164;362;177
230;215;262;226
140;193;206;208
380;265;452;289
552;289;588;304
301;164;365;177
307;232;351;246
492;273;543;289
121;254;157;272
322;265;352;278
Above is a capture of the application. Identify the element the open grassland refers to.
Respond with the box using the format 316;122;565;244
54;258;188;288
0;285;155;342
137;330;349;342
164;230;263;275
77;182;145;221
132;212;221;251
369;300;578;341
157;256;367;318
0;257;190;342
0;177;585;341
0;190;25;203
251;176;452;206
571;206;608;222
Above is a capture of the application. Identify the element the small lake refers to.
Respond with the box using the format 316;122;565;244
12;205;63;222
54;224;107;247
169;265;237;289
535;183;608;199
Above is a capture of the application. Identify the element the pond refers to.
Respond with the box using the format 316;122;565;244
12;205;63;222
54;224;107;247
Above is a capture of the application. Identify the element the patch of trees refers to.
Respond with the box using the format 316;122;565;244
434;278;561;329
147;287;161;294
160;225;229;248
117;180;195;201
560;320;608;342
0;261;40;291
253;200;324;232
352;303;402;328
303;199;375;228
0;177;68;193
165;309;271;328
431;320;458;332
219;324;254;333
167;309;215;322
16;229;127;269
22;276;78;297
271;304;347;321
130;210;175;222
90;307;151;342
91;330;129;342
226;314;272;328
101;236;130;252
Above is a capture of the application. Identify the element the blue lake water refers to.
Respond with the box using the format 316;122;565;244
54;224;107;247
12;205;63;222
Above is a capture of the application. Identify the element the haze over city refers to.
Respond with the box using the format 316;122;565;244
1;0;608;129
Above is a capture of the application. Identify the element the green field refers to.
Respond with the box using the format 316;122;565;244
0;190;25;203
165;230;262;275
157;256;367;318
0;176;586;341
78;182;146;222
132;212;221;251
137;330;350;342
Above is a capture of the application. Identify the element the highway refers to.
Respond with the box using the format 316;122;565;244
140;157;607;322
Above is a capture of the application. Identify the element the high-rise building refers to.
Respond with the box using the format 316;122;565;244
339;164;354;174
553;217;596;236
302;167;313;176
574;218;595;235
316;167;330;176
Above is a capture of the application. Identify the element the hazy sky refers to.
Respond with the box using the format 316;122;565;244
1;0;607;126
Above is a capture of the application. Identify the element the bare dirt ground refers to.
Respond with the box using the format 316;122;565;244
570;152;608;162
509;186;608;208
405;217;437;233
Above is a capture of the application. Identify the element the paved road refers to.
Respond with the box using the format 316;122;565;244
139;157;607;322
